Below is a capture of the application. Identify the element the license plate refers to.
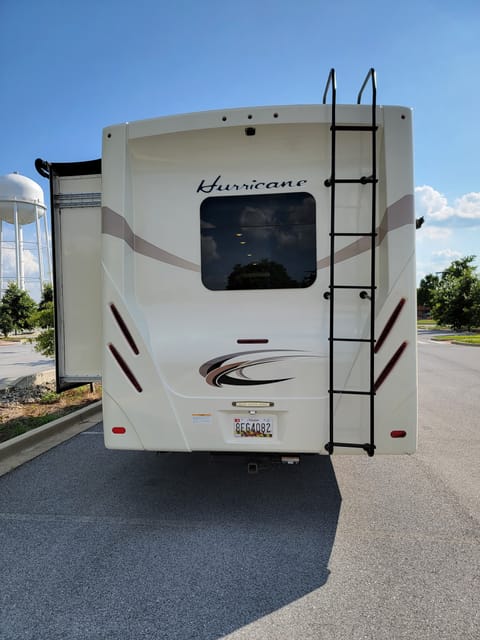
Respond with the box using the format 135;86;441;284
233;416;275;438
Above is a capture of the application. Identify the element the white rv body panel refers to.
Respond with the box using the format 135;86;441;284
91;103;417;455
50;169;102;386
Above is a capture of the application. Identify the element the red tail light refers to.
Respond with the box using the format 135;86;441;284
391;430;407;438
112;427;126;434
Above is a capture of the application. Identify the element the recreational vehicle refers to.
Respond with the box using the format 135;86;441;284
37;69;417;458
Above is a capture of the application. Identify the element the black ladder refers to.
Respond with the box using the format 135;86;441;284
322;68;378;457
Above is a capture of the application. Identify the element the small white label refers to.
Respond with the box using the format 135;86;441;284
192;413;212;425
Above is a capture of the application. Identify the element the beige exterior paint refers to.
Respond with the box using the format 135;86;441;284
52;103;417;454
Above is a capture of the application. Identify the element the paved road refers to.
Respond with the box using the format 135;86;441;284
416;330;480;523
0;341;54;386
0;335;479;640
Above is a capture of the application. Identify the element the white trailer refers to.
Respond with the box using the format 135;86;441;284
37;69;417;457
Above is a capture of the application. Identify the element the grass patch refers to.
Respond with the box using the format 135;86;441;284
4;412;66;440
39;390;61;404
417;320;447;329
431;334;480;344
451;335;480;345
0;384;101;444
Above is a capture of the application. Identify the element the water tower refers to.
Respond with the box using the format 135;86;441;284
0;172;52;300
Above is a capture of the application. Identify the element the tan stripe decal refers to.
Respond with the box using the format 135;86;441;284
103;194;413;274
317;194;414;270
102;206;201;273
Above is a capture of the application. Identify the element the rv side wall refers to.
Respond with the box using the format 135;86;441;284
51;172;102;387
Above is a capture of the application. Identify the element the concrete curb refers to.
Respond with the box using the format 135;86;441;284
0;401;103;477
0;368;56;392
430;337;480;346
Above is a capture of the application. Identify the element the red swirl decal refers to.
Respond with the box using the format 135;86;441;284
199;350;315;387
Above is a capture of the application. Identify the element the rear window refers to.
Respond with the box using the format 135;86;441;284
200;192;316;291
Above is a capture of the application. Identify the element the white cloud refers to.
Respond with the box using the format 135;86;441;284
415;185;453;221
1;247;43;301
419;226;452;241
415;185;480;225
1;246;39;276
455;192;480;219
22;249;39;276
431;248;463;263
414;185;480;283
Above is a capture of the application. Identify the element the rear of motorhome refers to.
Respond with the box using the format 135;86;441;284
37;69;417;456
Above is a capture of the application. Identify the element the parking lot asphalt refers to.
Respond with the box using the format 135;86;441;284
0;341;54;388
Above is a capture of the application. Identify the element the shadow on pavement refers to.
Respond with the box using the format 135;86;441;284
0;438;341;640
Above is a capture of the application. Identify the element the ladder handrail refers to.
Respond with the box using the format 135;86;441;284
322;68;337;105
357;67;377;105
357;67;378;456
322;69;337;456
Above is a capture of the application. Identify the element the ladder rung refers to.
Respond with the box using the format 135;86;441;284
331;285;376;290
331;338;372;343
332;232;376;237
330;442;371;448
332;125;378;131
325;442;376;457
331;389;372;396
330;178;376;184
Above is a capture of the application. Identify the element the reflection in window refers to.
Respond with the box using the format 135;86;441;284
200;192;316;291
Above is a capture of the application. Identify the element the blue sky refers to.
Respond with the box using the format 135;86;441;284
1;0;479;298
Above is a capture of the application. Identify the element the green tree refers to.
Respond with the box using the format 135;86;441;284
31;283;54;329
38;282;53;310
30;301;54;329
431;256;480;330
471;279;480;329
30;283;55;356
32;328;55;357
0;282;37;335
0;306;14;337
417;273;439;308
